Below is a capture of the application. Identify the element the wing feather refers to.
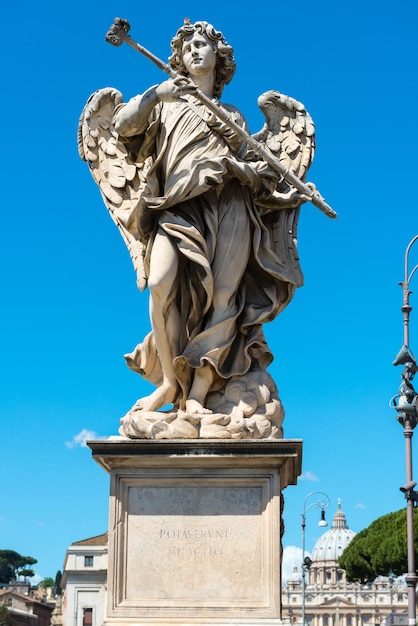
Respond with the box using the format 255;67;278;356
78;88;150;291
254;90;316;181
252;90;317;288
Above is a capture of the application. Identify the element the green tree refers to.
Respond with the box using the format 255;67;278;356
54;570;62;596
0;550;37;583
0;558;13;584
0;605;14;626
339;508;418;582
39;577;54;588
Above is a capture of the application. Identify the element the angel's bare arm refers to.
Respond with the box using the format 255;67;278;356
114;78;196;137
114;86;159;137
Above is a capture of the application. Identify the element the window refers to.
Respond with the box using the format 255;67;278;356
83;608;93;626
84;555;94;567
347;617;352;626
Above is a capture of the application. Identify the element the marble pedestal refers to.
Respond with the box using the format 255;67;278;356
88;439;302;626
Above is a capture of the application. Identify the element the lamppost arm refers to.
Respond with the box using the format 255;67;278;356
401;234;418;347
301;492;330;626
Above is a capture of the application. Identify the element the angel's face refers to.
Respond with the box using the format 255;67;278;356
182;31;217;79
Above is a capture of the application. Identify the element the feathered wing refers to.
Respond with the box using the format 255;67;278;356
78;88;151;291
252;90;316;288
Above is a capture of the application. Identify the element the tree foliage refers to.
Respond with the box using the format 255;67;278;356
54;570;62;596
0;605;14;626
339;508;418;582
0;550;37;583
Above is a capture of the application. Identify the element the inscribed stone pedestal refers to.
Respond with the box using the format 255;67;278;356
88;439;302;625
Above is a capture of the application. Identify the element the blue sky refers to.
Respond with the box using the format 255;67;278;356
1;0;418;584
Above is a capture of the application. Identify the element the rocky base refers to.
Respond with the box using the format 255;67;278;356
119;370;284;439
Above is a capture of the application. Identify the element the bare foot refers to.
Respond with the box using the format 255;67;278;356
185;398;213;415
132;382;178;412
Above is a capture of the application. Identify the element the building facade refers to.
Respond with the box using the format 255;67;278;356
61;534;107;626
0;589;54;626
281;502;408;626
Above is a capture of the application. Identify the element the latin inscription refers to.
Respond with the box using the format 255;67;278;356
159;528;230;539
160;527;231;558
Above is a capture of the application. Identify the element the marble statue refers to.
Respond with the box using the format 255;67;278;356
78;19;326;440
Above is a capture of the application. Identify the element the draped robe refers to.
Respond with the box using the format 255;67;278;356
120;95;300;397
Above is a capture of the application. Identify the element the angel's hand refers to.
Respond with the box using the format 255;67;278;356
267;185;312;209
205;112;245;154
155;77;197;102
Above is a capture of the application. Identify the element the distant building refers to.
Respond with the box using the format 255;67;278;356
0;589;54;626
0;581;31;596
50;595;63;626
384;612;409;626
61;533;107;626
281;501;409;626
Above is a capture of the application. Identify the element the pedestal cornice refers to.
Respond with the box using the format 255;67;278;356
87;438;302;489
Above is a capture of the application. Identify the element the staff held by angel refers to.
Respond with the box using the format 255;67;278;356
79;18;329;439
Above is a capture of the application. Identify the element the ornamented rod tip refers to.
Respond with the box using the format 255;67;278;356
184;17;191;25
105;17;131;46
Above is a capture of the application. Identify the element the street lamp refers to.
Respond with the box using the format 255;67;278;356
301;491;330;626
390;234;418;626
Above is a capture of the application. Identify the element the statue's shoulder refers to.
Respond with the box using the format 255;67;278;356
219;101;248;127
220;101;242;115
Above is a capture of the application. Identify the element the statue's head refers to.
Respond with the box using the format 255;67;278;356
169;20;236;99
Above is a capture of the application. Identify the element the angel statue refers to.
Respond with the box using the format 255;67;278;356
78;18;318;440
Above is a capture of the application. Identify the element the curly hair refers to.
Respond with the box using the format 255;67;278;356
169;21;236;99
